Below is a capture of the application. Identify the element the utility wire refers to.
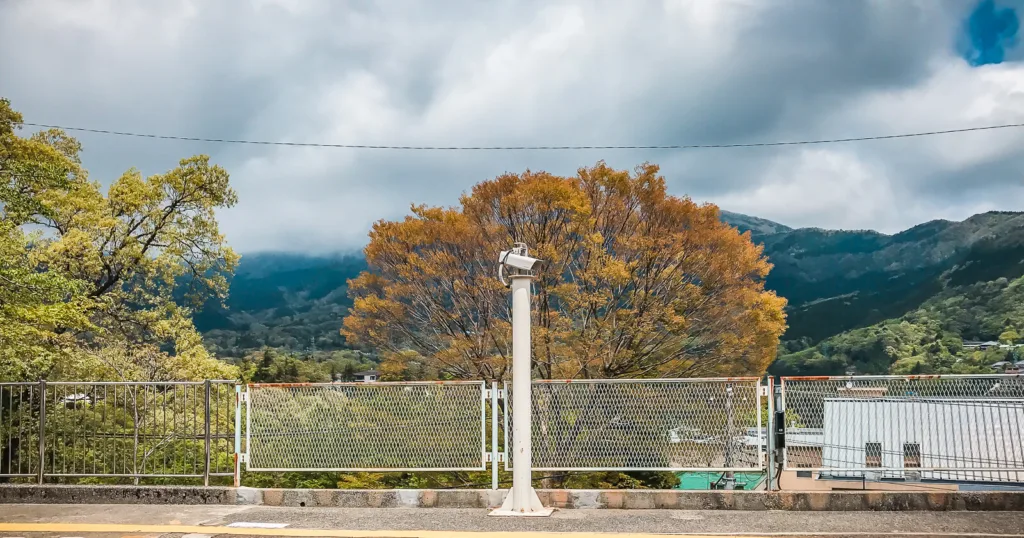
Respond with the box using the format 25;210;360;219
19;122;1024;151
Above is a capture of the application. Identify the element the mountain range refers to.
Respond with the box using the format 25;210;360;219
197;210;1024;375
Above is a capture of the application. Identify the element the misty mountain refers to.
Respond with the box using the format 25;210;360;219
196;253;368;357
197;211;1024;376
719;210;793;238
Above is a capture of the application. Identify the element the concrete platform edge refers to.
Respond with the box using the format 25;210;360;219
1;485;1023;511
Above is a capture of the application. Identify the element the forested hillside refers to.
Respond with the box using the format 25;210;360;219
725;210;1024;375
195;253;367;357
772;274;1024;375
747;212;1024;343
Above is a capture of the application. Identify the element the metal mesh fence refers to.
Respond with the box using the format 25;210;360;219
505;378;764;471
781;375;1024;482
245;381;487;471
0;381;237;480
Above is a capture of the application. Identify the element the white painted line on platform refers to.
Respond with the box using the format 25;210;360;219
227;522;290;528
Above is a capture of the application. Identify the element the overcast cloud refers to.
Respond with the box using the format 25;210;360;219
2;0;1023;252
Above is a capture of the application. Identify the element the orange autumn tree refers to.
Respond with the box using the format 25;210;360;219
342;162;786;380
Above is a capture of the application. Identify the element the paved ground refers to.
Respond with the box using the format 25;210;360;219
1;504;1024;537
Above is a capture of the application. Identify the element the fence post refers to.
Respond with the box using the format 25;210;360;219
204;380;212;487
765;376;774;491
773;380;786;489
491;381;499;490
233;383;241;488
37;380;46;485
490;268;551;516
723;384;735;490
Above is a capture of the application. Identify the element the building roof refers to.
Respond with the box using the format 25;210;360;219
354;370;379;376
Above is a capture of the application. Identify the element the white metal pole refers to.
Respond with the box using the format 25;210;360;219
491;274;552;516
492;381;499;490
511;275;532;509
724;385;735;490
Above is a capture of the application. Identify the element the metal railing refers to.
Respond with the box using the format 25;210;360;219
245;381;488;472
8;374;1024;488
0;381;237;483
504;378;764;472
780;375;1024;482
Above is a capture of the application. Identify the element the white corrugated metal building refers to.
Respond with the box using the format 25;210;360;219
822;398;1024;483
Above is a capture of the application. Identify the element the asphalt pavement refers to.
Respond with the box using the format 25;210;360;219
1;503;1023;537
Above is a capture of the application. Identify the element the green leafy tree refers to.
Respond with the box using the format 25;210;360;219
0;222;90;381
0;97;237;381
0;99;91;381
341;363;356;382
252;348;277;383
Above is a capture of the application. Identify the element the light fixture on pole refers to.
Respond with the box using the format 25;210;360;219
489;243;553;517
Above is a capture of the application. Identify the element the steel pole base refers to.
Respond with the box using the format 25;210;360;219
488;487;554;517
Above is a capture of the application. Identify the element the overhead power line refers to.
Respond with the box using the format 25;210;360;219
20;121;1024;151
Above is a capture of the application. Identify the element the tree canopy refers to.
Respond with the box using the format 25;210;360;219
0;97;237;381
343;162;786;380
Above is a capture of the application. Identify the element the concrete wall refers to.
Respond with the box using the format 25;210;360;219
2;485;1023;510
778;470;960;492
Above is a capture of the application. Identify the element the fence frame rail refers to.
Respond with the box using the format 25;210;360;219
8;373;1024;486
779;374;1024;478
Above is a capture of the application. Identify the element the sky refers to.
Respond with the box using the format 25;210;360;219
1;0;1023;253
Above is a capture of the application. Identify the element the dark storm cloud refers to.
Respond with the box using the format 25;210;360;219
1;0;1022;251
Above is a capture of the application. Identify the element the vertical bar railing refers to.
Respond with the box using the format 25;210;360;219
36;380;45;485
3;380;240;483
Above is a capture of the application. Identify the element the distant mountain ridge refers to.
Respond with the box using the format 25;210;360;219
719;210;793;237
757;211;1024;342
197;210;1024;376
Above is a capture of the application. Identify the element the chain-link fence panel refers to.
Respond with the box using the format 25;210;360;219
505;378;764;471
781;375;1024;482
246;381;487;471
